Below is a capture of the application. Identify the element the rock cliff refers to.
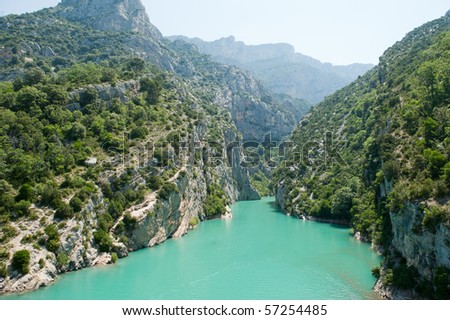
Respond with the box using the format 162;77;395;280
57;0;162;39
374;201;450;299
168;40;298;142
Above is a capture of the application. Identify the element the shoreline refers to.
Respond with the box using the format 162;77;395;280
279;207;385;300
0;206;235;298
1;199;381;299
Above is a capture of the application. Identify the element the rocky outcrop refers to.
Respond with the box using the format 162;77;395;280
373;279;419;300
54;0;179;72
16;42;57;57
390;202;450;279
0;247;58;294
127;171;201;249
67;80;140;111
210;66;297;142
373;201;450;299
57;0;162;40
168;41;300;142
0;195;107;294
276;183;288;213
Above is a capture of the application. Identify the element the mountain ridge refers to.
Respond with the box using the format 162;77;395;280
167;35;374;104
56;0;162;39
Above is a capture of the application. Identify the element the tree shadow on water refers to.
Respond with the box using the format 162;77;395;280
268;200;282;213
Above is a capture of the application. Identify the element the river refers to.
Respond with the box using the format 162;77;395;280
6;197;381;299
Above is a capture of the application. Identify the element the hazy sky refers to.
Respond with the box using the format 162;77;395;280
1;0;448;65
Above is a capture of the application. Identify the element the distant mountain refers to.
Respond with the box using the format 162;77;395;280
167;35;374;104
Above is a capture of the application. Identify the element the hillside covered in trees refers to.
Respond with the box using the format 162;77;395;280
0;0;299;294
274;12;450;299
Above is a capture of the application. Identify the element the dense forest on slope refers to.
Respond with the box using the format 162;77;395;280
0;0;299;293
274;13;450;299
0;48;237;286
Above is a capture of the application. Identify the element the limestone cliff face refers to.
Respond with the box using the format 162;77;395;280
58;0;162;39
374;201;450;299
390;203;450;278
275;184;288;213
125;123;258;251
229;91;295;142
55;0;178;71
0;195;110;294
224;129;261;200
211;66;297;142
126;172;201;250
168;40;299;143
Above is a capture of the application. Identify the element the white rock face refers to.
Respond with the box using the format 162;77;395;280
373;201;450;299
390;202;450;279
58;0;162;40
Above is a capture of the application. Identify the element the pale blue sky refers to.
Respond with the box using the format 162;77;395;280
1;0;448;65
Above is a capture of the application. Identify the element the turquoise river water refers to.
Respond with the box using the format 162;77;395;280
5;197;381;300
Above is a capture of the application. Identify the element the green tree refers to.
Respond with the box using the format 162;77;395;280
13;200;31;217
130;127;148;140
434;267;450;299
123;213;138;231
101;69;118;84
424;149;447;178
40;184;63;207
54;201;74;219
12;250;30;275
42;84;68;105
15;86;47;111
126;57;145;73
79;87;99;108
418;64;437;110
107;201;123;219
443;163;450;187
203;184;227;217
15;184;34;202
111;252;119;264
56;252;69;269
331;187;354;218
147;176;163;191
158;182;179;200
67;122;87;141
93;230;113;252
140;78;161;105
23;68;46;86
423;117;438;143
69;197;83;213
0;262;7;278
